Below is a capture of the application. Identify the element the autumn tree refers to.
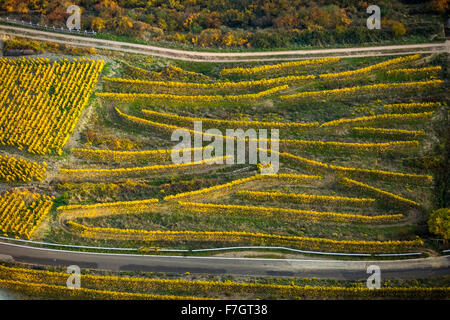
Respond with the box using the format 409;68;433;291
391;21;407;37
113;16;133;35
206;11;222;28
383;19;407;37
197;28;222;47
221;31;248;47
274;14;299;29
0;0;439;48
430;0;449;13
94;0;121;18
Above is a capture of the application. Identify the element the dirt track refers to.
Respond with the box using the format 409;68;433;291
1;24;448;62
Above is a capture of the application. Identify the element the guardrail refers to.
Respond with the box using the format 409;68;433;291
157;246;372;256
0;17;96;35
0;236;424;257
0;236;135;251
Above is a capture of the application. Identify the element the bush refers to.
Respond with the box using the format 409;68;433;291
428;208;450;240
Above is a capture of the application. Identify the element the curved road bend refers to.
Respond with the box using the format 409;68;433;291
0;25;449;62
0;242;449;280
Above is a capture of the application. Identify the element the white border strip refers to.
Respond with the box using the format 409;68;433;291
190;246;371;256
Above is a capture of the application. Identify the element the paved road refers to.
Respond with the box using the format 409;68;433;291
0;25;448;62
1;242;449;280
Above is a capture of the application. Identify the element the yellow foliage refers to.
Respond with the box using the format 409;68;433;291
59;155;232;180
319;55;420;79
280;80;443;100
177;201;402;223
71;146;212;163
97;85;289;102
164;173;322;201
0;190;53;239
0;57;104;155
220;58;340;76
340;177;421;208
351;127;426;139
103;75;313;90
57;198;159;221
383;102;442;113
1;265;447;299
386;66;441;76
141;109;318;129
0;154;46;182
320;112;433;127
236;190;376;206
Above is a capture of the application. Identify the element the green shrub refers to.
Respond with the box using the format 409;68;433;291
428;208;450;240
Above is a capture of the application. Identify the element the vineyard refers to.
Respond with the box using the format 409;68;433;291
0;56;105;244
0;57;105;155
0;190;53;239
0;47;448;299
53;52;448;255
0;154;46;182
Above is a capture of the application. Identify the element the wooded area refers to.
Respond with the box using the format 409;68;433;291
1;0;447;48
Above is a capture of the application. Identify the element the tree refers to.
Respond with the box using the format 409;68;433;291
94;0;121;18
428;208;450;240
198;28;222;47
383;19;407;37
221;31;248;47
16;2;29;14
91;17;106;32
46;5;66;24
274;14;299;29
430;0;449;13
206;11;222;28
113;16;134;35
391;21;406;37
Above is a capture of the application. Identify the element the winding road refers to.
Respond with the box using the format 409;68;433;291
0;24;449;62
0;242;449;280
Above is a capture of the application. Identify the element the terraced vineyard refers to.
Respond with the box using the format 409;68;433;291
0;50;448;299
60;54;442;252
